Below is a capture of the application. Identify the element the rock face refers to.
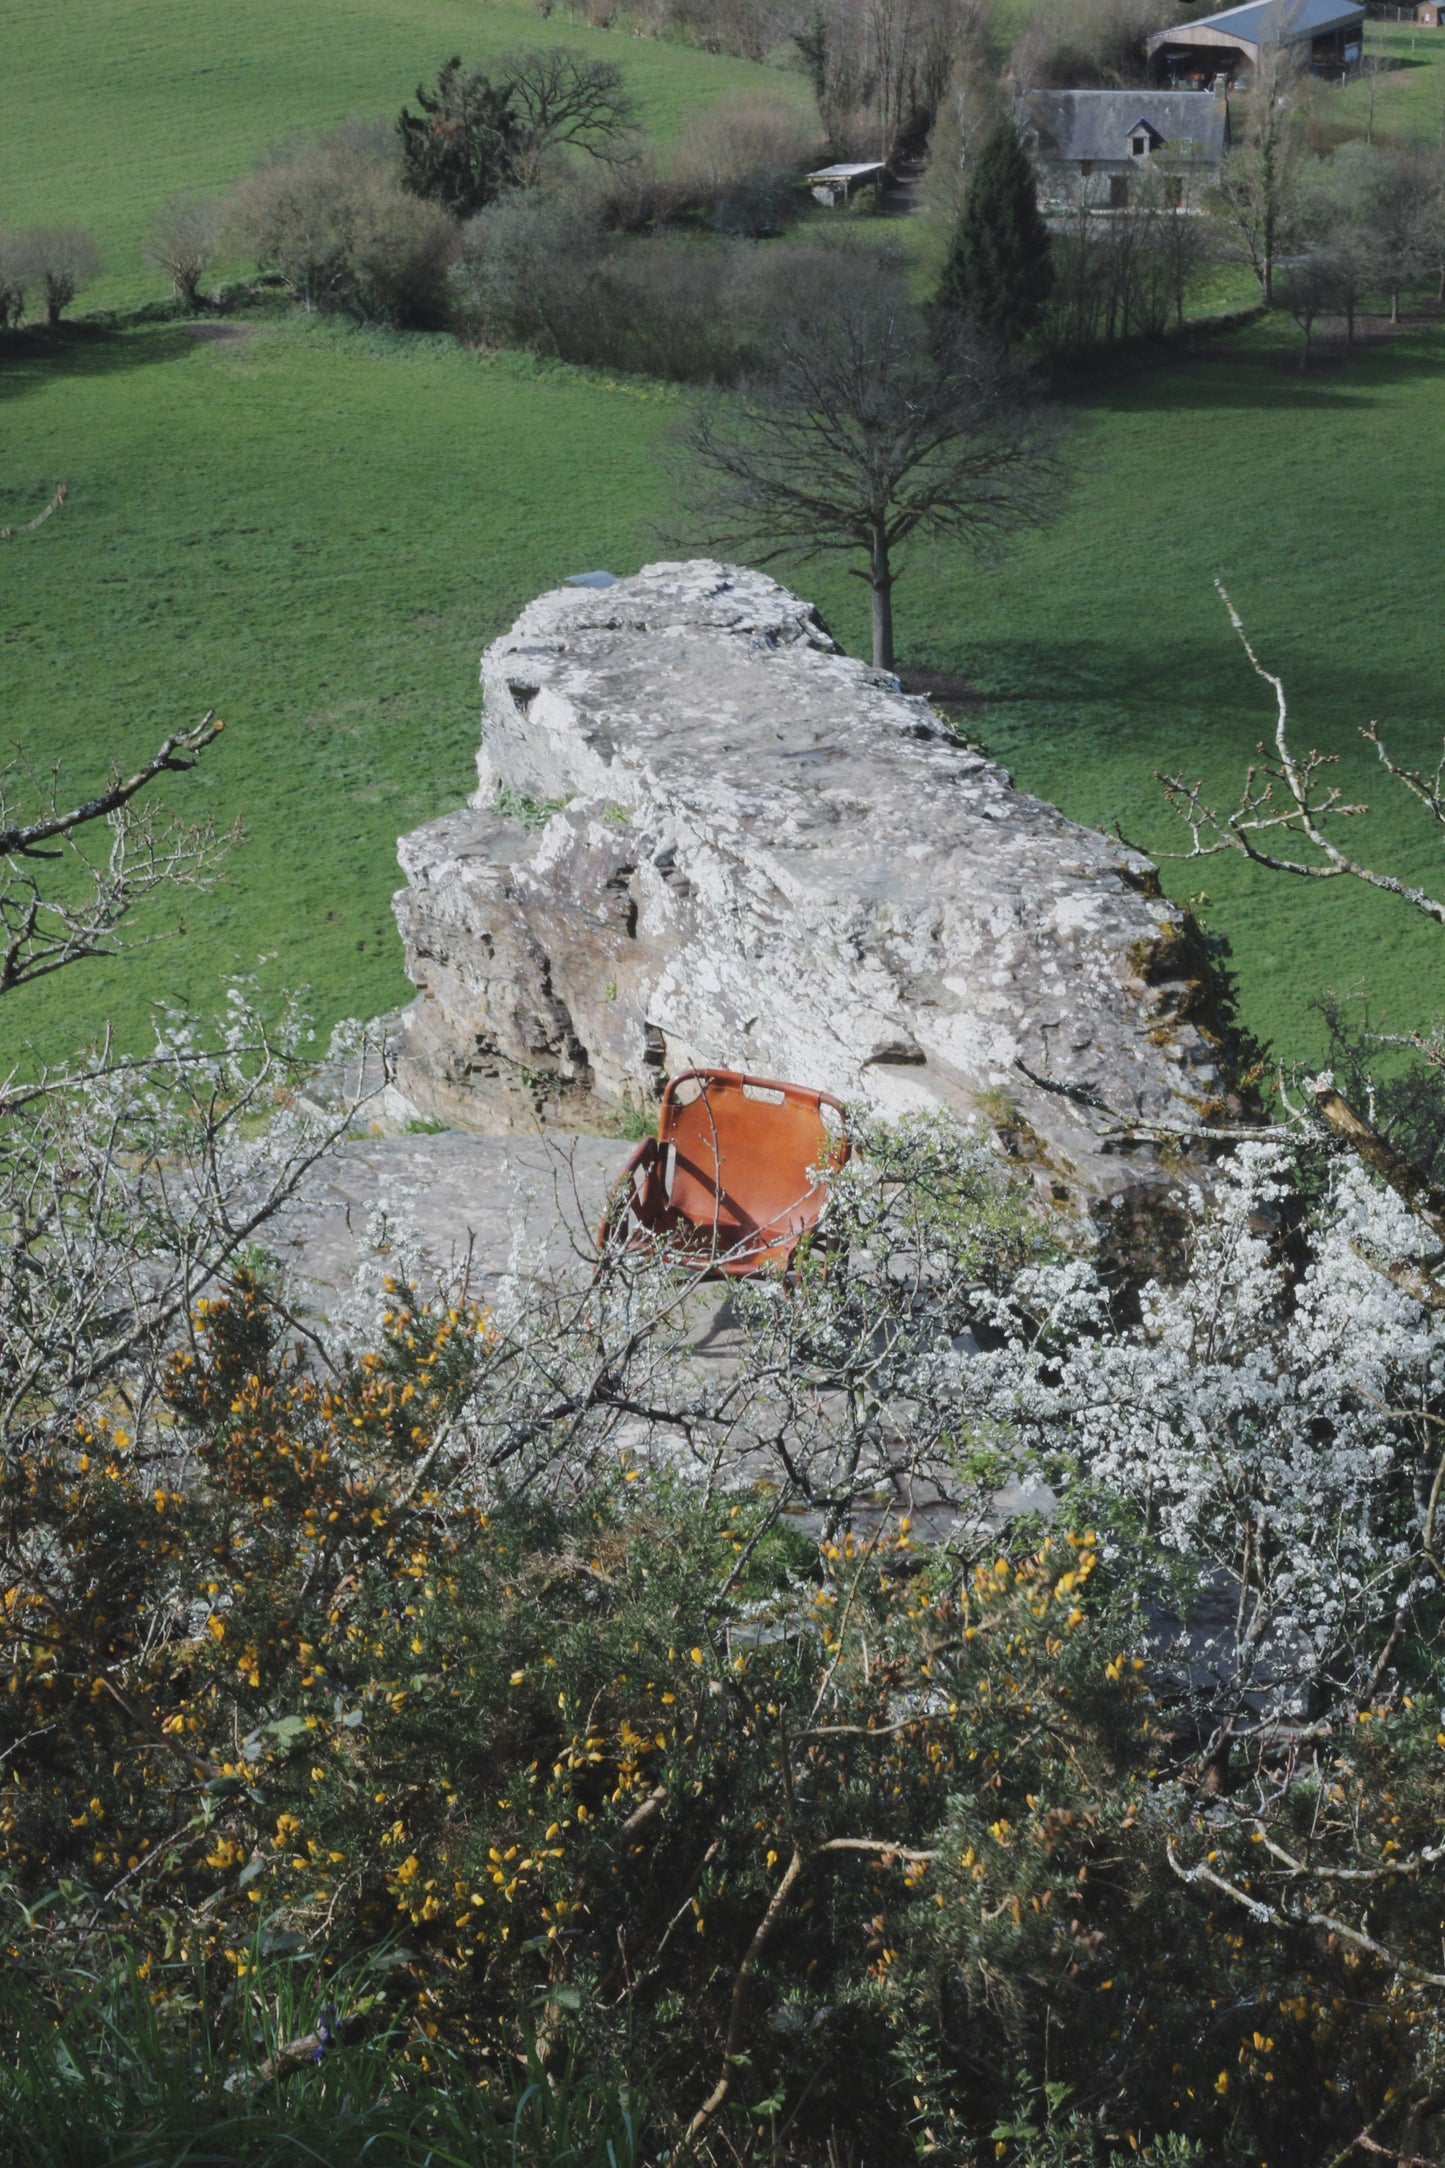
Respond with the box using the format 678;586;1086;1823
392;560;1230;1201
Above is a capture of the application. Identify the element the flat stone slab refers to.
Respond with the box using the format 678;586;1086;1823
270;1131;629;1313
270;1126;1052;1547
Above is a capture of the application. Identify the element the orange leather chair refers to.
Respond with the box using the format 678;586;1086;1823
597;1068;848;1277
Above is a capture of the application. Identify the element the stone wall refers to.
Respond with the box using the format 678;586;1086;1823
391;560;1232;1204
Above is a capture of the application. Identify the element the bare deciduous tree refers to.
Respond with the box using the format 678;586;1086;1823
1;716;384;1499
0;228;27;328
1366;145;1429;323
680;266;1063;671
499;46;640;185
919;51;1004;255
799;0;989;162
1206;44;1305;304
21;224;102;324
1411;147;1445;303
0;716;231;1002
1277;243;1338;365
1008;0;1169;91
399;49;639;210
146;192;218;309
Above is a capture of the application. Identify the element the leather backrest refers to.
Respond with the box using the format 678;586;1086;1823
659;1072;845;1242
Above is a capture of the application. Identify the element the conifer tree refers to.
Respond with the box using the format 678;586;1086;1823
938;116;1053;347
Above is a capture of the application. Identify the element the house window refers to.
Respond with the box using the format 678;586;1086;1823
1080;158;1093;175
1110;174;1129;208
1131;131;1150;156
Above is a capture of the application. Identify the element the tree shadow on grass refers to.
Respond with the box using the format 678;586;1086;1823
0;321;202;404
909;628;1445;748
1071;314;1445;415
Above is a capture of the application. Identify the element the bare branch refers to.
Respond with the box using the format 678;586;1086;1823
0;483;67;541
1158;586;1445;925
0;714;223;858
1168;1838;1445;1992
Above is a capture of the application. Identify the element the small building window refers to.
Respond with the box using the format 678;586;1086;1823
1110;174;1129;208
1131;131;1150;156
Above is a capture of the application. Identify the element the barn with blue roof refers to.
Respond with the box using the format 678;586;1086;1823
1146;0;1366;86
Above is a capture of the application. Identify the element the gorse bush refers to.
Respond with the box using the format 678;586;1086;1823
10;1213;1445;2161
0;1268;1159;2158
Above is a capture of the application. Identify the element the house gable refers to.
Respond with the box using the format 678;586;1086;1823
1016;89;1230;172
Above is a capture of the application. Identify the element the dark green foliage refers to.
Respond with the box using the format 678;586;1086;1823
399;49;637;220
1313;988;1445;1184
795;9;829;107
938;116;1054;348
0;1960;644;2166
399;57;522;220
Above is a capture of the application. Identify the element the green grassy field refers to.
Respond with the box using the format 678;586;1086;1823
0;0;810;311
1337;21;1445;146
863;309;1445;1070
5;0;1445;1076
1;316;676;1059
4;305;1445;1074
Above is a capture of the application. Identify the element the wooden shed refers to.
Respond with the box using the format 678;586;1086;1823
805;161;889;207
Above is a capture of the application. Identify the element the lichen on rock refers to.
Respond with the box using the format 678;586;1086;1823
391;559;1234;1204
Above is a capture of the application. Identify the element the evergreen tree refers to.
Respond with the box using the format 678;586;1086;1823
399;58;521;220
938;116;1053;346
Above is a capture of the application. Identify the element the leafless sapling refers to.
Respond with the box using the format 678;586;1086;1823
146;192;219;309
679;272;1064;672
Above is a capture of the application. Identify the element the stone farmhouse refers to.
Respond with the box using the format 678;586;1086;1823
1146;0;1366;87
1016;89;1230;209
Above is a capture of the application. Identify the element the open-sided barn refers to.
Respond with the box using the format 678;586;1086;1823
1146;0;1366;86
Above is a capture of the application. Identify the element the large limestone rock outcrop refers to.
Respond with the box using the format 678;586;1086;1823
391;560;1230;1202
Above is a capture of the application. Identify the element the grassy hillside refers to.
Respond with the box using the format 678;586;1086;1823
5;307;1445;1073
1;316;674;1059
0;0;811;310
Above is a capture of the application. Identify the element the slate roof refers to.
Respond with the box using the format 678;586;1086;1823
1147;0;1365;49
1018;90;1229;164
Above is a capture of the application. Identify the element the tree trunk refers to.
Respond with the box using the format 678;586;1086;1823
1391;286;1400;325
869;527;894;673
